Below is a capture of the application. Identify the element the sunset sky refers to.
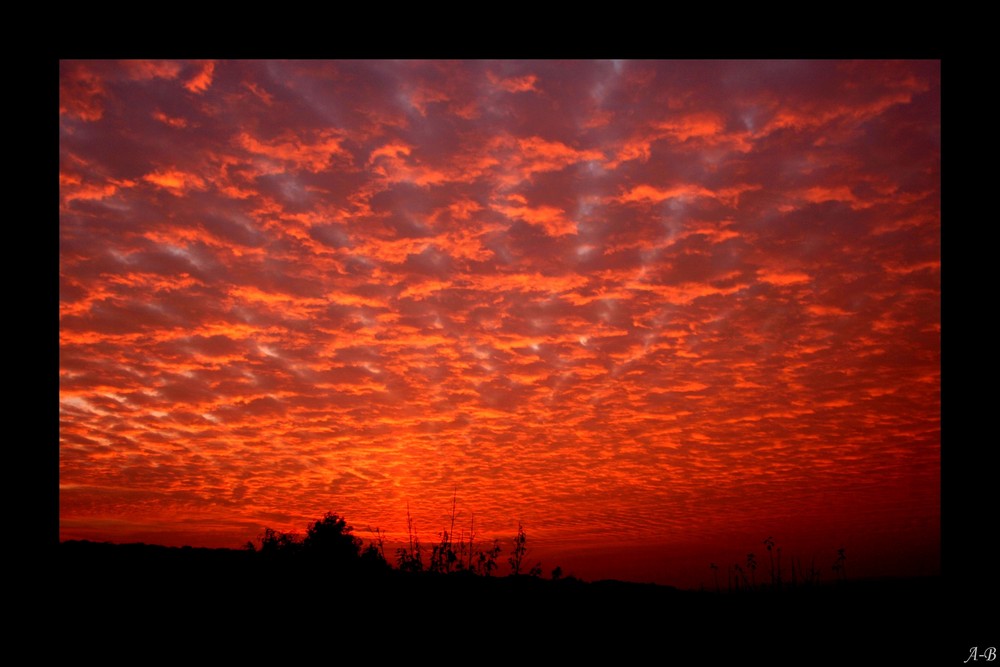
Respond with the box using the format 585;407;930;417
59;60;940;588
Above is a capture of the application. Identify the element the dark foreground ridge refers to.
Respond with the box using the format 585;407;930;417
55;539;961;662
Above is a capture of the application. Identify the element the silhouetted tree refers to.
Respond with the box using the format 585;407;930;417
808;557;821;586
302;512;362;566
467;514;477;571
367;526;387;562
776;546;783;587
428;491;463;574
447;489;458;570
360;542;391;572
734;563;746;592
396;545;423;572
833;547;847;583
746;553;757;589
256;527;301;559
477;539;501;576
508;522;528;576
764;536;776;589
430;530;459;574
455;530;468;571
795;556;813;589
396;504;423;572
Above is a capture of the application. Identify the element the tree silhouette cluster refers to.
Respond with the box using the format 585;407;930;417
244;512;389;575
245;507;551;580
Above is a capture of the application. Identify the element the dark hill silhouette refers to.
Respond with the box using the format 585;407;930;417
54;511;958;662
56;545;948;663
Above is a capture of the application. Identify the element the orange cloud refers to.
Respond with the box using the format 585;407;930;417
614;184;715;204
488;71;539;93
152;110;189;128
606;111;753;169
142;168;207;194
354;236;435;264
238;130;351;173
184;61;215;93
662;382;709;393
517;136;604;174
806;304;853;317
368;141;498;187
757;270;811;286
492;202;577;237
614;183;758;207
561;289;633;306
324;291;389;309
610;138;653;165
883;260;940;275
444;199;482;221
470;272;589;295
798;185;860;207
369;143;412;163
60;63;105;121
625;279;747;305
758;78;931;140
683;222;742;244
243;81;274;105
407;85;450;116
123;60;182;81
398;279;454;300
582;109;615;129
436;228;494;261
61;174;136;205
106;272;203;292
367;144;449;186
653;112;726;141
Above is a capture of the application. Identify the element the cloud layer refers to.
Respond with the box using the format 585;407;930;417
60;60;940;586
